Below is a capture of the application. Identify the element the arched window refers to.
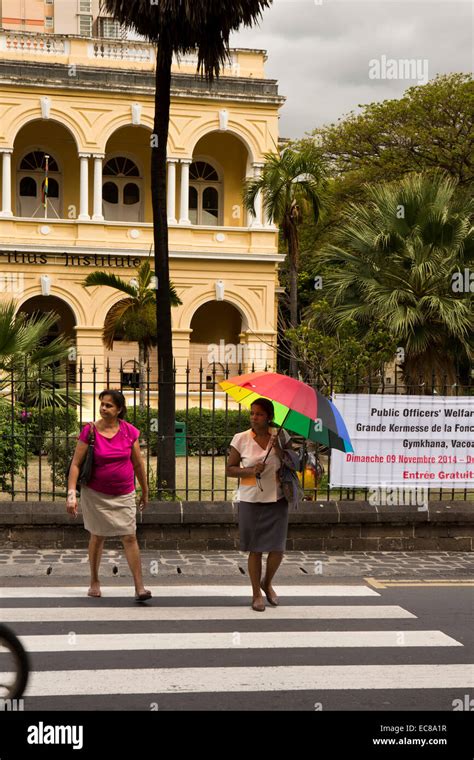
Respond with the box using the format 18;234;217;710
20;151;59;172
189;160;221;226
19;177;37;197
102;156;142;222
18;150;60;218
124;182;140;205
103;181;119;204
47;178;59;198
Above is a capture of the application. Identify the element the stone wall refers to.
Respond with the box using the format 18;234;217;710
0;501;472;551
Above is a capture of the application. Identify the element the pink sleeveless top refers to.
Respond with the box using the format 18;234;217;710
78;419;140;495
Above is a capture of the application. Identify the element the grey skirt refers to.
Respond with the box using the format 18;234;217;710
80;485;137;537
238;498;289;552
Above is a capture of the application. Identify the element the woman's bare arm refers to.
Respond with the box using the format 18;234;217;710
226;446;264;478
131;439;148;504
67;440;89;493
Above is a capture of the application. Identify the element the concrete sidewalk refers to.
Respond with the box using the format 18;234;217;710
0;549;473;579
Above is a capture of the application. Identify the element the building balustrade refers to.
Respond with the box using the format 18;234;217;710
0;32;260;77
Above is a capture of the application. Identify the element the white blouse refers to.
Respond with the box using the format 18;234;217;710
229;427;291;503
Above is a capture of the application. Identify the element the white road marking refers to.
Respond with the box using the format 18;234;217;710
25;664;474;696
16;629;461;651
0;585;380;598
0;605;415;622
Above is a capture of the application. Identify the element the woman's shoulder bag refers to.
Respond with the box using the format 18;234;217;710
66;422;96;493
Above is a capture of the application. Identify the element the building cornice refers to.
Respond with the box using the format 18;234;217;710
0;61;285;106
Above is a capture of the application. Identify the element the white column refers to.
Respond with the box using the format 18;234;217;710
167;159;177;224
250;162;263;228
0;150;13;217
92;153;104;221
179;159;191;225
78;153;90;220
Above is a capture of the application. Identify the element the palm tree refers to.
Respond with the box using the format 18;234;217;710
83;260;181;408
102;0;272;493
319;172;473;390
243;143;325;377
0;301;75;407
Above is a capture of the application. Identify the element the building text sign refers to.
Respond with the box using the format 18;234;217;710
330;394;474;488
0;252;141;268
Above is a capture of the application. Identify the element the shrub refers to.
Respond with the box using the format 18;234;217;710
26;406;80;455
130;407;250;455
0;406;29;493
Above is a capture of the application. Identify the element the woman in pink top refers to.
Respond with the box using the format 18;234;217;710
66;389;151;602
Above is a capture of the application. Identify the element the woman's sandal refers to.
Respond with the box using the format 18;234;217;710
135;590;152;602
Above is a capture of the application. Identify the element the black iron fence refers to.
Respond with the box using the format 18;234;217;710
0;359;472;502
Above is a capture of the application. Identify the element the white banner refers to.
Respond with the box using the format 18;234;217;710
330;394;474;488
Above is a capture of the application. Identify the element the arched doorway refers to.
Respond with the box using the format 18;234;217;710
104;125;151;222
189;301;243;388
189;160;222;226
17;296;77;382
102;155;143;222
190;132;249;227
13;119;78;219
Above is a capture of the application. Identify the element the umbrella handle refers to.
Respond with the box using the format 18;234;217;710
262;428;281;464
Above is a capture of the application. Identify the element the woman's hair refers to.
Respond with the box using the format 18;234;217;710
251;397;274;422
99;389;127;419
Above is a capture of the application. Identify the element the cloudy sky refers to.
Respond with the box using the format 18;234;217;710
230;0;473;139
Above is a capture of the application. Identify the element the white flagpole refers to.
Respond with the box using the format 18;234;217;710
43;153;49;219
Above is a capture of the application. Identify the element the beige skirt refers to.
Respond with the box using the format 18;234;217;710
80;485;137;537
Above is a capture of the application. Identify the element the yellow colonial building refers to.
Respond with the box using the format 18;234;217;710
0;31;285;411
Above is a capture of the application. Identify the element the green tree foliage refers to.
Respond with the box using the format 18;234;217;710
297;73;473;301
83;260;181;408
313;73;473;186
319;172;473;390
0;301;76;408
244;143;326;376
286;300;398;391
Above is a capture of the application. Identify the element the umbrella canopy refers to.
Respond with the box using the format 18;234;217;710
219;371;353;453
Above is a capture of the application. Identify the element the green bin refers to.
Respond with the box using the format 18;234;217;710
175;421;186;456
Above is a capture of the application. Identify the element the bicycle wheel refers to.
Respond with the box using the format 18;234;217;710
0;624;29;700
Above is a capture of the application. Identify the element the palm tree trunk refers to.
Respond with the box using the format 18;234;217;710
152;42;175;494
138;342;146;410
288;226;299;378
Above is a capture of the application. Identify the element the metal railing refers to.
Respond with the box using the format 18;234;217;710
0;359;472;502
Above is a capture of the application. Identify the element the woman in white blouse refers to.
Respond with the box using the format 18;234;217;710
226;398;291;611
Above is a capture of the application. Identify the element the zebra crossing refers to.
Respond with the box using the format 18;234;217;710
1;583;473;709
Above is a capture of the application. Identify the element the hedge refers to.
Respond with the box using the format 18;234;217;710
132;407;250;455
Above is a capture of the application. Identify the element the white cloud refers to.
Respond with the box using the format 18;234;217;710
231;1;473;137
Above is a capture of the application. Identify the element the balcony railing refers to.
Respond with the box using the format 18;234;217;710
0;32;261;77
0;32;70;55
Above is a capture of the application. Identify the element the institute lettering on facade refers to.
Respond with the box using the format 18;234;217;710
0;2;285;416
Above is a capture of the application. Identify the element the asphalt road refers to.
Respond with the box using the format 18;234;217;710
1;577;473;712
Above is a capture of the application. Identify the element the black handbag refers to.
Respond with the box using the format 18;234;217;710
276;429;304;505
66;423;96;493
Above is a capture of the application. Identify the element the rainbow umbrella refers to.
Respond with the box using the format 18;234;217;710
219;371;353;453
